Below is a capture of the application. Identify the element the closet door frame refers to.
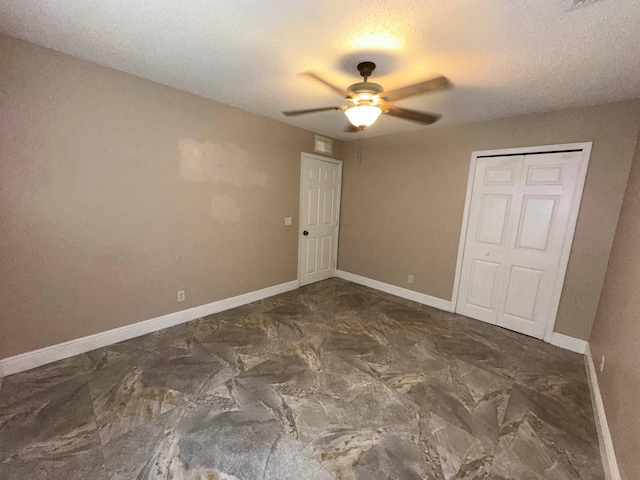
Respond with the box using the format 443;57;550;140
451;142;592;343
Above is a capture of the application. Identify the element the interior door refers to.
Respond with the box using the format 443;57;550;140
298;154;342;286
456;151;584;338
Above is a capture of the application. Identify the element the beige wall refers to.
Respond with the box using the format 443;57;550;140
339;100;640;340
589;133;640;480
0;35;342;359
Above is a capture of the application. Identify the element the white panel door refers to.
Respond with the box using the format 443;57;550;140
298;154;342;286
456;156;523;324
456;151;584;338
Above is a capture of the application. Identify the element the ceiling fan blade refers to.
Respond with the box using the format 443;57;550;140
382;104;441;125
282;106;346;116
381;76;450;102
302;72;349;98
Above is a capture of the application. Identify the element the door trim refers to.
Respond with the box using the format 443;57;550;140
297;152;343;285
451;142;592;342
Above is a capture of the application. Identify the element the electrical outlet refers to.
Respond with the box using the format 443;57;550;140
177;290;185;302
408;275;414;284
599;354;605;372
284;217;292;226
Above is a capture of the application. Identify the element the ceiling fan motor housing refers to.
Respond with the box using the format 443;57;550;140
347;82;384;104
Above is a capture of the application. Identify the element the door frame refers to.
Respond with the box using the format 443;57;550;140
297;152;343;285
451;142;592;342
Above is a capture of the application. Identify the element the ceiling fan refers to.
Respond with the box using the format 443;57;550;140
283;61;450;132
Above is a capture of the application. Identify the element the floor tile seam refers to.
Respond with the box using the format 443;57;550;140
254;408;337;480
193;340;275;378
95;395;193;453
192;366;238;400
191;364;266;412
409;333;519;387
498;400;602;454
90;345;218;447
10;373;111;475
0;372;92;412
233;354;392;436
483;452;500;478
81;371;104;445
433;352;519;433
338;375;423;432
89;421;111;480
510;380;600;425
452;325;529;356
270;443;338;480
85;357;214;434
512;373;591;393
511;337;532;384
82;349;146;394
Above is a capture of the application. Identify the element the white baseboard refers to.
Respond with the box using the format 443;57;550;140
550;332;589;354
335;270;454;312
585;345;621;480
0;280;299;378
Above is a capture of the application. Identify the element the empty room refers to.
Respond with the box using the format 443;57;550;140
1;1;639;479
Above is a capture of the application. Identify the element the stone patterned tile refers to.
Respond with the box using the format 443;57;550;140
419;315;527;380
350;433;444;480
0;355;86;408
386;355;511;479
103;384;305;480
85;335;230;445
0;278;604;479
490;384;603;480
187;306;317;374
230;351;381;443
271;448;336;480
0;377;107;480
515;337;592;415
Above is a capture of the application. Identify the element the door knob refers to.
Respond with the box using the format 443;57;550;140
303;230;309;236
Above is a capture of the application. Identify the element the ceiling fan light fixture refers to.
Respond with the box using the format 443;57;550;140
345;105;382;128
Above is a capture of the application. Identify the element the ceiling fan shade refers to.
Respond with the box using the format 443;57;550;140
345;105;382;127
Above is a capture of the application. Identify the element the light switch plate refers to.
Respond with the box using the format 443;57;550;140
285;217;292;226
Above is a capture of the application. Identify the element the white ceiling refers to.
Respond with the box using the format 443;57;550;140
1;0;639;140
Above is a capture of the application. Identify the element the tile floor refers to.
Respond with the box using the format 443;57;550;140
0;278;604;479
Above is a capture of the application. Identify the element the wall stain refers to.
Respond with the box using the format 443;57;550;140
178;139;267;223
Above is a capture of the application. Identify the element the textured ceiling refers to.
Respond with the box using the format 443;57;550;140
1;0;639;140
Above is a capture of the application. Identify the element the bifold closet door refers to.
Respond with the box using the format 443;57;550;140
456;151;583;338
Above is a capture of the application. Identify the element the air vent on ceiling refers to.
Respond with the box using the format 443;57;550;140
563;0;604;11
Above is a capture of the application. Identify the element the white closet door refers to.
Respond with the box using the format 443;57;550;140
456;151;584;339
